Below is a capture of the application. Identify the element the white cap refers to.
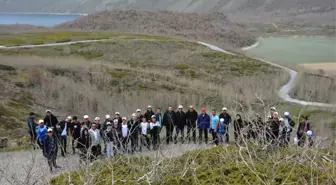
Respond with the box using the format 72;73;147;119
307;130;313;136
147;105;152;108
271;107;276;111
38;119;44;124
46;110;51;113
113;119;118;123
273;112;279;116
106;122;112;126
105;115;111;119
94;117;100;121
151;115;156;118
132;113;137;117
83;115;89;119
136;109;141;112
115;112;120;115
178;105;183;109
284;112;290;116
279;118;284;121
122;117;127;120
67;116;72;120
47;128;53;132
222;107;227;111
220;118;224;122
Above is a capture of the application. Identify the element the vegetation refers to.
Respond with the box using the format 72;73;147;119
50;146;335;185
0;31;173;46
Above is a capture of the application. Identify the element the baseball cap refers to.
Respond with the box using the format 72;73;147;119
122;117;127;120
151;115;156;118
38;119;44;124
47;128;53;132
136;109;141;112
284;112;290;116
105;115;111;119
222;107;227;111
178;105;183;109
83;115;89;119
132;113;137;117
94;117;100;121
115;112;120;115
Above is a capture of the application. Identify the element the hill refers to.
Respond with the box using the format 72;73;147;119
55;10;256;48
0;0;334;26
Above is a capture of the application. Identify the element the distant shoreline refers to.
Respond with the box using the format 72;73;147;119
0;12;87;16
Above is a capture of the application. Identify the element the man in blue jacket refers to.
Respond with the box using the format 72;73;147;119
197;108;210;144
36;119;48;153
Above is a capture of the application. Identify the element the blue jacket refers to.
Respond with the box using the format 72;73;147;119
197;113;210;129
36;125;48;142
155;113;162;127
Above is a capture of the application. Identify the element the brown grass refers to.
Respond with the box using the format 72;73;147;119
55;10;256;48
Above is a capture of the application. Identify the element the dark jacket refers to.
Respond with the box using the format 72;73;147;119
104;129;116;143
58;120;69;136
43;135;57;159
197;113;211;129
44;114;58;128
233;118;244;133
285;117;296;132
81;120;91;129
72;121;81;139
154;113;162;127
186;110;198;127
128;119;140;136
114;117;122;129
27;117;37;133
219;113;232;125
175;111;187;128
268;118;280;133
77;130;91;151
144;110;155;122
162;111;176;128
297;121;311;136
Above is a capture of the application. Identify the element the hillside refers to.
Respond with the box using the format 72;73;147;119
0;0;335;26
55;10;256;48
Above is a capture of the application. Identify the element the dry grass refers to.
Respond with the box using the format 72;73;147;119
55;10;256;48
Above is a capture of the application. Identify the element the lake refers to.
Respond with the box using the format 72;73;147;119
0;13;82;27
244;36;336;64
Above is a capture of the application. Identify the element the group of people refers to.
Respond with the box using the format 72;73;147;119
26;105;314;171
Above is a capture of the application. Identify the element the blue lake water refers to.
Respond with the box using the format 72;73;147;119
0;13;82;27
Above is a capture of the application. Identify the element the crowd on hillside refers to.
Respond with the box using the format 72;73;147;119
26;105;314;172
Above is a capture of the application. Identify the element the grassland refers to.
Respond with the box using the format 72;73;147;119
0;31;173;46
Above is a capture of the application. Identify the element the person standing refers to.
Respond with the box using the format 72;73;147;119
94;117;101;130
217;118;227;145
104;122;114;158
140;117;150;151
128;113;140;153
144;105;155;122
283;112;295;145
150;115;160;150
114;112;122;129
174;105;186;144
155;108;162;145
76;128;91;164
57;116;71;157
27;112;37;148
162;106;176;145
82;115;91;130
43;128;60;172
219;107;232;143
197;108;210;144
101;114;112;154
297;116;311;147
233;114;244;144
210;109;219;145
186;105;198;144
36;120;48;150
44;110;58;128
267;112;280;144
89;123;101;161
71;116;81;154
121;117;129;153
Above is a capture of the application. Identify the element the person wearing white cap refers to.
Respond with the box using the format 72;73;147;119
104;122;115;158
94;117;101;130
174;105;186;144
44;110;58;128
150;115;160;150
219;107;231;143
136;109;144;122
278;118;287;147
128;113;140;153
82;115;91;129
186;105;198;144
89;122;102;161
283;111;296;145
36;119;48;150
44;127;60;171
139;117;150;151
269;107;276;119
56;116;72;157
144;105;155;122
114;112;122;130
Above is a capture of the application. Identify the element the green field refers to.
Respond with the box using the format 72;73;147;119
244;36;336;64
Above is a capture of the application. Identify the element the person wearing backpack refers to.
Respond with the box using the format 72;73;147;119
27;112;37;148
217;118;227;145
43;128;61;172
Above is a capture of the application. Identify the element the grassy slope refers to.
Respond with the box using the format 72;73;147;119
50;146;335;185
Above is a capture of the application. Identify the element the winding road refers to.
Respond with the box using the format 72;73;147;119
1;39;335;108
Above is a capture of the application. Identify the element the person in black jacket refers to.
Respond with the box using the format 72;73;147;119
76;128;91;164
44;128;60;172
128;113;140;153
44;110;58;128
114;112;122;129
71;116;81;154
57;116;71;157
144;105;155;122
162;106;176;145
27;112;37;147
185;105;198;144
219;107;232;143
233;114;244;144
174;105;186;144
